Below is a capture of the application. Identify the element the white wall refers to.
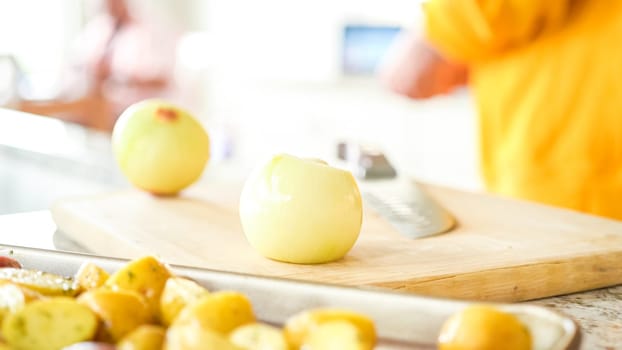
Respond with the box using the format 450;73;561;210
198;76;482;191
202;0;424;82
0;0;84;99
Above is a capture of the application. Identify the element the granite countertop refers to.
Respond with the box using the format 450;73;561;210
533;286;622;349
1;108;620;349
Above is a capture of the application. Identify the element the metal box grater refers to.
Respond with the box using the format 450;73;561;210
361;179;456;239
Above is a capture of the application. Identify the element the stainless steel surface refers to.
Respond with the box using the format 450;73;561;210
52;230;89;252
1;245;579;350
337;141;398;180
0;55;22;106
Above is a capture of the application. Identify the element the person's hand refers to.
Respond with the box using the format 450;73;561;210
378;30;468;99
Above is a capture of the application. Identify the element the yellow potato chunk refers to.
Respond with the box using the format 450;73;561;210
160;277;209;326
78;289;152;342
105;256;171;320
117;325;166;350
165;323;243;350
229;323;290;350
438;305;532;350
75;262;110;291
0;283;41;324
303;320;372;350
284;308;376;349
173;291;255;334
0;268;78;296
2;297;98;350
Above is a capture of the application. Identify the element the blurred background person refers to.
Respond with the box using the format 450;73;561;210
379;1;622;220
18;0;180;130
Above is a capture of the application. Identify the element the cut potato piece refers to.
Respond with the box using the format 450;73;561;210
160;277;209;326
165;322;243;350
173;291;255;334
229;323;290;350
284;308;376;349
437;305;532;350
105;256;171;319
117;324;166;350
78;289;152;342
75;263;110;291
303;320;372;350
0;283;41;324
2;297;98;350
0;268;78;296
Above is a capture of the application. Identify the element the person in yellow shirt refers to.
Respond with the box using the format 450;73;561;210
380;1;622;220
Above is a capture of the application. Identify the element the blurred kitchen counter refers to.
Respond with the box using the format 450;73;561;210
0;109;122;214
0;108;247;214
0;108;620;349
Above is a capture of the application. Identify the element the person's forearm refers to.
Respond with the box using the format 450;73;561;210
378;30;468;100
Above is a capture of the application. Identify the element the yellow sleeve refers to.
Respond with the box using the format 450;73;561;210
424;0;575;63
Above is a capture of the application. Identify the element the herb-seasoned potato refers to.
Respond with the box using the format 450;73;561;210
105;256;171;319
303;320;372;350
160;277;209;326
2;297;98;350
229;323;291;350
165;322;243;350
0;282;41;324
117;324;165;350
0;256;386;350
75;263;110;291
283;308;377;349
173;291;255;334
0;268;78;296
78;289;152;342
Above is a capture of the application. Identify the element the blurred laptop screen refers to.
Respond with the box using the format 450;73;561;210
342;25;402;75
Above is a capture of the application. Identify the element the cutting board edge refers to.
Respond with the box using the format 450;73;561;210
371;250;622;302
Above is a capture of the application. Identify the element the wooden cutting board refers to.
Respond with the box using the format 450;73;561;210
51;182;622;302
